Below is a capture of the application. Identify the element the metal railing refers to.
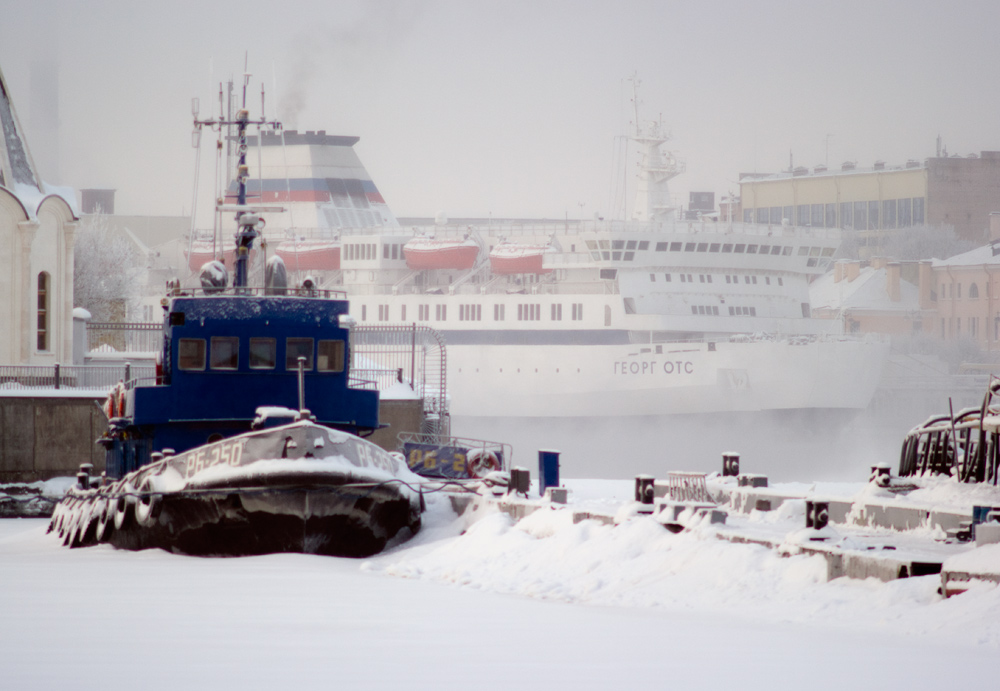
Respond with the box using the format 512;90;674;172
0;364;156;392
88;322;163;353
351;324;448;437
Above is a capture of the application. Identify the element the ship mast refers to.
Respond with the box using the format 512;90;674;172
193;67;282;290
628;75;684;223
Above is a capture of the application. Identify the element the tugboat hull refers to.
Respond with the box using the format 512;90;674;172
51;421;423;558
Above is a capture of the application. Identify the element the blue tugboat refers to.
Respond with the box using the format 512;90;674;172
49;75;423;557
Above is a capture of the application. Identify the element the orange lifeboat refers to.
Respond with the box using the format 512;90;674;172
489;242;553;275
403;236;479;270
275;240;342;271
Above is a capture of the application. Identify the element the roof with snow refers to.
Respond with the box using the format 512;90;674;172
810;265;920;313
931;242;1000;268
0;62;77;218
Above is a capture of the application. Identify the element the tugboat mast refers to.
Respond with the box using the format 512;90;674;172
193;69;282;289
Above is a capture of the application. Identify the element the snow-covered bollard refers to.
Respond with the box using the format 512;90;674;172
635;474;655;514
870;464;891;488
545;487;568;504
77;463;92;490
805;500;830;530
508;467;530;497
722;452;740;477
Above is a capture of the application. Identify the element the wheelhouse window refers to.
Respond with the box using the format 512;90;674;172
178;339;206;370
317;340;345;372
249;338;276;369
36;272;49;351
210;337;239;370
286;338;314;370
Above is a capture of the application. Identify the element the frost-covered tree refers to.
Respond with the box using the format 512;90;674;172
74;214;144;322
836;225;978;262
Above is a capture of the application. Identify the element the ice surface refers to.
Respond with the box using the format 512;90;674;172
2;478;999;689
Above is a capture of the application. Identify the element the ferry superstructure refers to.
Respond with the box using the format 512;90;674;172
194;100;887;419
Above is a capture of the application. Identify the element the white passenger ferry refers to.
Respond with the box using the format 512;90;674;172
197;107;887;420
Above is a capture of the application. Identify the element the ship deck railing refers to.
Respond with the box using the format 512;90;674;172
166;285;348;299
213;219;842;243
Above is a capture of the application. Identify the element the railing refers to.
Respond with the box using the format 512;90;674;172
0;364;156;392
88;322;163;353
351;324;449;437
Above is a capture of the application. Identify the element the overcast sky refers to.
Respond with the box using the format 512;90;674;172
2;0;999;220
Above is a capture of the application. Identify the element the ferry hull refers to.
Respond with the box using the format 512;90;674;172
445;338;888;417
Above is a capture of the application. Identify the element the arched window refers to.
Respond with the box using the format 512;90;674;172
37;272;49;351
970;283;979;299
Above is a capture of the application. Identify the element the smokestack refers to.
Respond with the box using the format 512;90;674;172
887;262;901;302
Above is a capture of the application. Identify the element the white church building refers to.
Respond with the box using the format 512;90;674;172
0;63;77;366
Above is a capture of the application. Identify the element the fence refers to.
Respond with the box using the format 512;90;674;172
88;322;163;353
350;324;449;437
0;364;156;392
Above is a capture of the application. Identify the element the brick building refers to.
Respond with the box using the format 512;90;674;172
739;153;1000;247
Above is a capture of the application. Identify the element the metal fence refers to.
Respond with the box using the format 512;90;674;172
88;322;163;353
350;324;449;437
0;364;156;392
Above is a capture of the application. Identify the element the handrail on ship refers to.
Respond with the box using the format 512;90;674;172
165;285;348;299
189;220;841;243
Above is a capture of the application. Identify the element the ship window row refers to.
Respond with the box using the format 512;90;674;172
654;272;783;287
359;302;585;323
518;304;541;321
382;243;404;260
345;243;377;261
728;306;757;316
651;241;797;256
177;337;344;373
459;304;482;321
690;305;721;316
587;239;650;251
743;198;925;230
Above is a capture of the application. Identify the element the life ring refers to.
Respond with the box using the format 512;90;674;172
467;449;500;479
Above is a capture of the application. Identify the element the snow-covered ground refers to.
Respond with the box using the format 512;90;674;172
2;478;999;690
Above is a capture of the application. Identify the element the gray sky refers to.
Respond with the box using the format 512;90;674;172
2;0;999;219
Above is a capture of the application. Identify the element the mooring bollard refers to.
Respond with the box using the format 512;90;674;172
77;463;93;489
722;452;740;477
508;467;531;496
870;464;891;488
737;474;768;488
635;474;655;512
538;450;560;496
805;500;830;530
545;487;568;504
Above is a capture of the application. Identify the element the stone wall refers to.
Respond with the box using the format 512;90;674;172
0;395;425;483
0;396;107;483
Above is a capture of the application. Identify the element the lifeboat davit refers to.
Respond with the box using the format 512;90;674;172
275;240;342;271
186;242;257;273
403;236;479;270
489;243;553;275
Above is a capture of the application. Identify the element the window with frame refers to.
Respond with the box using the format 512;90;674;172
494;303;505;321
286;338;314;370
210;337;239;370
36;272;49;351
317;340;345;372
178;338;206;370
249;338;276;369
551;304;562;320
